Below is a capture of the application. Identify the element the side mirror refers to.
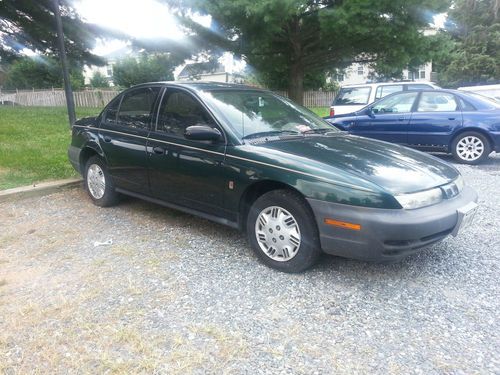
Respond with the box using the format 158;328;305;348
184;124;222;142
367;106;378;117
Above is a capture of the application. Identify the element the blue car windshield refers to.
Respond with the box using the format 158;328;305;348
200;90;336;140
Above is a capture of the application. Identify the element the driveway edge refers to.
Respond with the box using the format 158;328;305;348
0;178;82;203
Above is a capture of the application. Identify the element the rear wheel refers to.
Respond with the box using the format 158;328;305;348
246;190;321;273
452;131;491;164
84;156;119;207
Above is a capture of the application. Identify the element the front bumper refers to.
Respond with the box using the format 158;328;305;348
307;186;478;262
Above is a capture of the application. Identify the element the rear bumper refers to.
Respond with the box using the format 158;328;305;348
307;186;478;262
68;145;82;174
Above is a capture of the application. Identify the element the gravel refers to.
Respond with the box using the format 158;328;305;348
1;154;499;374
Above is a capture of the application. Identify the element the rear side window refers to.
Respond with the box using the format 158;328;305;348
375;85;403;99
334;87;371;105
458;97;476;111
417;92;458;112
115;87;161;129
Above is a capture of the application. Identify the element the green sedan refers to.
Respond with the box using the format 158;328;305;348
69;82;478;272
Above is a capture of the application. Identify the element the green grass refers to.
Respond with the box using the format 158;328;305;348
309;107;330;117
0;105;331;190
0;106;100;190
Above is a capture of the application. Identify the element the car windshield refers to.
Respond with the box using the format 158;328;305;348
201;90;336;140
334;86;371;105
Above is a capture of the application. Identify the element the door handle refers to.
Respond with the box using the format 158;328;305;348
152;146;165;155
398;117;405;121
103;136;112;143
448;117;456;120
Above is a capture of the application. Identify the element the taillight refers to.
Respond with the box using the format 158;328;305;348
329;108;335;117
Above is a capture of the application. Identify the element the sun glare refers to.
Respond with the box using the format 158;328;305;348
75;0;184;40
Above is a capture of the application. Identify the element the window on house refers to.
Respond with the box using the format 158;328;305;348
419;66;426;79
357;66;364;76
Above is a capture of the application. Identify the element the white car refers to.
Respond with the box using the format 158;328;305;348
458;84;500;102
329;81;440;117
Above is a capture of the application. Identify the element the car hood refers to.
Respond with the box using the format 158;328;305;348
248;134;459;194
74;116;98;126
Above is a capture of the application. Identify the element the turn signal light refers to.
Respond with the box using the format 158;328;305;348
329;108;335;117
324;218;361;231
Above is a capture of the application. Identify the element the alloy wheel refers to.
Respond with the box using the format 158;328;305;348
456;136;484;162
255;206;301;261
87;164;106;199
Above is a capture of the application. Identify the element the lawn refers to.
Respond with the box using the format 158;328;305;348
308;107;330;117
0;106;100;190
0;105;330;190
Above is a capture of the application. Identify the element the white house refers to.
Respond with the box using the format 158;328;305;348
334;61;435;86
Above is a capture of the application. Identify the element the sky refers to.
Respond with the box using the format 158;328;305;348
75;0;210;57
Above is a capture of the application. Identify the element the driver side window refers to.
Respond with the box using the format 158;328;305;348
372;92;418;114
157;89;214;137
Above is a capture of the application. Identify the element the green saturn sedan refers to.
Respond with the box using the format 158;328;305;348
69;82;478;272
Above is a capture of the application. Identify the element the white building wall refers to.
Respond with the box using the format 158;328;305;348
338;61;434;86
83;63;115;86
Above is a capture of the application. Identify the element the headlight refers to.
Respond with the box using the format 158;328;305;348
395;188;443;210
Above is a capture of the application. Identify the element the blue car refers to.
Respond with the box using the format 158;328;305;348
326;89;500;164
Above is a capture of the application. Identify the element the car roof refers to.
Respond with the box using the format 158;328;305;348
341;82;438;88
129;81;263;92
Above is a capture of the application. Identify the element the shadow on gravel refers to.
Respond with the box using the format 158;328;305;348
111;181;477;280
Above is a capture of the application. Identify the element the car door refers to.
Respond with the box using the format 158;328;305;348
98;86;161;193
408;91;463;148
147;87;227;216
349;91;419;144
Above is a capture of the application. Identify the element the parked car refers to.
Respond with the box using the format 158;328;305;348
326;89;500;164
458;84;500;102
69;82;477;272
330;81;440;117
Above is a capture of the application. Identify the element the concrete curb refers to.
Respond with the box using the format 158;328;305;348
0;178;82;203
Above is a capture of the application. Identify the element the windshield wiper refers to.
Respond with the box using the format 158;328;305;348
302;128;336;135
241;130;302;141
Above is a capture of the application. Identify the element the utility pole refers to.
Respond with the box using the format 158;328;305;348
53;0;76;127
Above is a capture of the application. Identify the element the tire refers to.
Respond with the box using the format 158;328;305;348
451;131;491;165
84;156;119;207
246;189;321;273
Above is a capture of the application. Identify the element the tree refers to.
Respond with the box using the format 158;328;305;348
3;56;84;90
168;0;450;104
90;71;110;88
112;54;181;88
0;0;107;66
433;0;500;87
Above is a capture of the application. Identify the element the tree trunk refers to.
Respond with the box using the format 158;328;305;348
288;62;304;105
287;17;304;105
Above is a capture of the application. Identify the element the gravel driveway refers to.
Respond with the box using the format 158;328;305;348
1;154;499;374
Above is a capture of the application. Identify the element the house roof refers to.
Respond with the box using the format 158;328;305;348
178;62;225;78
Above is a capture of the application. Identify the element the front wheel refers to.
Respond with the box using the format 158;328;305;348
246;190;321;273
84;156;119;207
451;131;491;164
